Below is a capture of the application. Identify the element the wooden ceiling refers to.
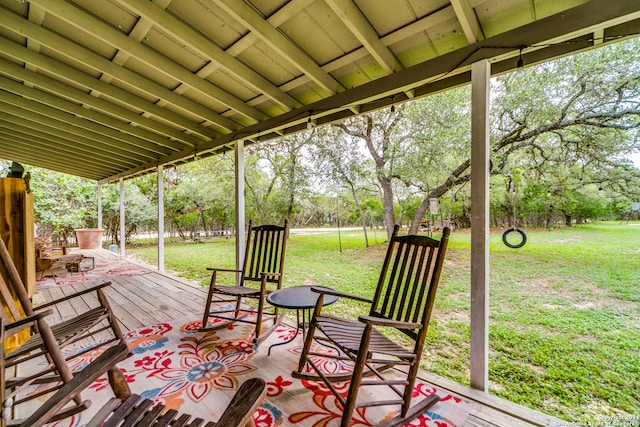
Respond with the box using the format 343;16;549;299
1;0;639;183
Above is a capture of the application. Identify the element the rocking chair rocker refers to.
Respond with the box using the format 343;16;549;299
293;225;451;427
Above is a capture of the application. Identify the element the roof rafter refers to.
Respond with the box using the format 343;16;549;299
116;0;300;112
0;21;230;138
212;0;344;95
97;0;640;184
250;6;455;107
0;95;167;159
324;0;398;74
0;129;131;172
29;0;264;123
0;75;189;152
0;59;202;147
450;0;483;43
0;116;151;166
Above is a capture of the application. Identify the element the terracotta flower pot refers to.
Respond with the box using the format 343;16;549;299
75;228;103;249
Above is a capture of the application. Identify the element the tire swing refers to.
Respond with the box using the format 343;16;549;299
502;176;527;249
502;227;527;248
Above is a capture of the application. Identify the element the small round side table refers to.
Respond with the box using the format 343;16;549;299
266;286;338;355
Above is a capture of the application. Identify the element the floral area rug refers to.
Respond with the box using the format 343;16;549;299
40;314;471;427
36;255;152;288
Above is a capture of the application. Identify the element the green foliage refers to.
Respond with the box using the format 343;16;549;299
29;168;98;239
101;179;156;243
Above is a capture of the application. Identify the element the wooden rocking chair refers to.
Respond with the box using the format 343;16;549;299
1;277;130;425
0;238;127;418
200;220;288;344
293;225;451;427
11;339;266;427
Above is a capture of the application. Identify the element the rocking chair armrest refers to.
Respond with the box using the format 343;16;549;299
310;287;372;304
358;315;423;330
206;267;242;273
34;281;113;310
5;309;53;336
19;343;130;427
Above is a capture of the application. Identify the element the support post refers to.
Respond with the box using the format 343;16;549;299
97;183;103;230
119;178;125;257
157;165;165;272
235;140;245;285
470;59;490;391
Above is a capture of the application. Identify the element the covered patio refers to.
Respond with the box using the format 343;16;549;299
32;248;561;426
2;0;639;424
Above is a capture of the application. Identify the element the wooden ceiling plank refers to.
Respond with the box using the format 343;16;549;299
0;10;235;135
0;130;128;172
0;134;123;176
225;0;315;57
324;0;398;74
116;0;300;112
0;133;137;172
0;111;155;165
0;104;158;162
0;89;172;157
0;59;202;148
450;0;483;43
254;6;455;104
29;0;264;123
213;0;343;95
258;6;455;107
101;0;640;185
0;42;221;141
0;119;147;167
0;72;191;152
0;144;112;180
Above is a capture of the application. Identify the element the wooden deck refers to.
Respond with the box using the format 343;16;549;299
35;249;564;427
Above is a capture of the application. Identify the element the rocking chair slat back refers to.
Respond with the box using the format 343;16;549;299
242;224;287;284
371;227;449;341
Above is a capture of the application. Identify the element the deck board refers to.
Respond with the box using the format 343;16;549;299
34;249;563;427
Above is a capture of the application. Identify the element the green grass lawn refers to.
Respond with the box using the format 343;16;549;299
127;222;640;423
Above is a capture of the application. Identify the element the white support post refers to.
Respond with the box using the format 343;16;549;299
235;140;245;285
119;178;126;257
470;59;491;391
157;165;165;272
97;183;103;229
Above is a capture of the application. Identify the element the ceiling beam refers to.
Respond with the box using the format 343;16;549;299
0;118;151;166
116;0;300;112
0;90;173;157
0;32;226;139
225;0;315;57
450;0;483;43
28;0;264;123
250;6;455;107
213;0;344;95
0;130;127;173
0;58;201;148
0;143;114;180
0;75;187;152
324;0;398;74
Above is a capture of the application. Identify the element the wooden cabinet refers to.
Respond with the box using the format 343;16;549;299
0;177;35;297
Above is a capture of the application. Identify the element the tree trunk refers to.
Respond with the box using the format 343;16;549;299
347;181;369;247
564;214;572;226
379;176;395;240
